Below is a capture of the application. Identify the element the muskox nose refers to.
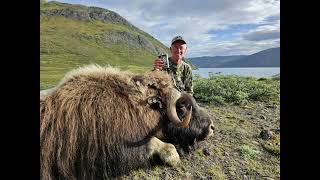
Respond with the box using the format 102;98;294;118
210;124;215;131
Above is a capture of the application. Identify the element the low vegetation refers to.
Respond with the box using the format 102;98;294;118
193;74;280;105
238;145;261;158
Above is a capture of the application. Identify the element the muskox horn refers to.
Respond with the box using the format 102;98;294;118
166;89;192;128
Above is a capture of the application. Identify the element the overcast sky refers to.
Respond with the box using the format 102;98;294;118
50;0;280;58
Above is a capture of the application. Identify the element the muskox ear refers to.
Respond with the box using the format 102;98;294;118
176;93;193;116
176;98;192;112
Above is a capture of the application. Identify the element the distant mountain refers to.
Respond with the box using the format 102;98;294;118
189;47;280;68
188;55;246;68
222;47;280;67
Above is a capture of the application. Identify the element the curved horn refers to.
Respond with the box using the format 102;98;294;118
166;89;192;128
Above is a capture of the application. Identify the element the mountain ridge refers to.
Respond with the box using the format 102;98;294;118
40;1;151;37
189;47;280;68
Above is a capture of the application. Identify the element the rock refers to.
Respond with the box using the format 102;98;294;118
273;128;280;134
260;129;274;140
260;115;267;120
203;148;210;156
105;30;157;53
224;152;230;156
266;105;276;108
183;172;192;179
41;2;134;27
252;141;260;145
258;77;267;81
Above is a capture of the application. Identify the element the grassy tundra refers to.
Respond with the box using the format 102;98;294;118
40;72;280;179
119;75;280;180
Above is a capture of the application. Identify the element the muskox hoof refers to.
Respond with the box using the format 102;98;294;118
160;144;181;167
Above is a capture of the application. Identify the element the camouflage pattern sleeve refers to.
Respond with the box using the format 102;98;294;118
183;64;194;95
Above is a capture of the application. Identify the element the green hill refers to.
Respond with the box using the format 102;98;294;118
40;1;169;88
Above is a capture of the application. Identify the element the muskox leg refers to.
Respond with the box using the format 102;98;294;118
147;137;180;167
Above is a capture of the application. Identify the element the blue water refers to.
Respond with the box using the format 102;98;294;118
192;67;280;78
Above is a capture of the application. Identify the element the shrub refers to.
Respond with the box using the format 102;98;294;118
193;75;279;105
238;145;260;158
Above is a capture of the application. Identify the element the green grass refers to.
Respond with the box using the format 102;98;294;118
207;164;226;179
238;145;260;158
40;82;55;90
195;148;204;158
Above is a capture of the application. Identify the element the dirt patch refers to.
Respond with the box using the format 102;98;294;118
120;101;280;180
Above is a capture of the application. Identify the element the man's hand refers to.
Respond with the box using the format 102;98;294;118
153;58;165;71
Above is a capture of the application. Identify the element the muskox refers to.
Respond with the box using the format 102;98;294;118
40;65;214;179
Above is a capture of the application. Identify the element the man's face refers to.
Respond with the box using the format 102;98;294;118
170;41;187;63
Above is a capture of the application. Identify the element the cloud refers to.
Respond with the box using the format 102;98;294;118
243;30;279;41
101;0;280;56
241;21;280;41
51;0;280;57
189;38;279;57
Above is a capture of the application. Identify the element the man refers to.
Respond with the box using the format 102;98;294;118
153;36;194;95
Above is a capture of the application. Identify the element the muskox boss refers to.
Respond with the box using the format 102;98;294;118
40;65;214;179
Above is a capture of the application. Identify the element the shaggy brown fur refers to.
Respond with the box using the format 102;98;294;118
40;65;175;179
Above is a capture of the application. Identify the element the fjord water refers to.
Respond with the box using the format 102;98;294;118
192;67;280;78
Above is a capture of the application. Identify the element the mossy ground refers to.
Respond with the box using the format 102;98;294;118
120;101;280;180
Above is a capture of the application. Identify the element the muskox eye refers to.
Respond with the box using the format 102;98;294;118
210;125;215;131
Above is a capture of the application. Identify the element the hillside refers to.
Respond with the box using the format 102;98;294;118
189;47;280;68
40;1;169;86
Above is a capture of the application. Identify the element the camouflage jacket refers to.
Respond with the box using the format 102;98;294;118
164;57;194;95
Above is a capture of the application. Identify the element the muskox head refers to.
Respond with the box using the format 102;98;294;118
160;88;215;155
